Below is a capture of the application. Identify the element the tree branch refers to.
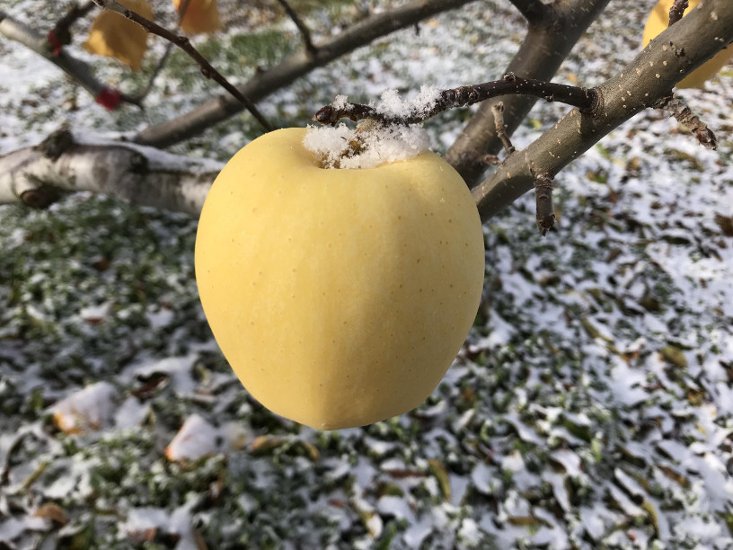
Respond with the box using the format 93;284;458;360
275;0;317;57
130;0;192;104
47;1;95;55
668;0;689;26
446;0;611;186
90;0;273;131
133;0;478;148
0;10;141;109
313;74;598;125
0;130;218;213
507;0;549;24
472;0;733;222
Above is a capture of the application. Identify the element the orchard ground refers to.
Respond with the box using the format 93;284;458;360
1;1;733;548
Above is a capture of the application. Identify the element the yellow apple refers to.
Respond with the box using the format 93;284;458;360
195;128;485;429
642;0;732;88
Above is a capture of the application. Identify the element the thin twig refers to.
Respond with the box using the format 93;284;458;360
314;73;598;126
275;0;317;56
534;174;555;235
668;0;689;26
48;1;95;55
131;0;192;103
654;94;717;149
90;0;273;131
491;102;515;154
134;0;477;148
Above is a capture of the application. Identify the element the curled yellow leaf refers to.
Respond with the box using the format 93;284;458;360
84;0;153;71
173;0;221;35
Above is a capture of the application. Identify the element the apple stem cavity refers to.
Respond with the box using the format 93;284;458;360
303;121;431;170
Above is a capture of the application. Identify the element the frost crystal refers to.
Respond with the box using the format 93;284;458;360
303;123;430;169
331;94;350;111
376;85;441;118
304;86;442;169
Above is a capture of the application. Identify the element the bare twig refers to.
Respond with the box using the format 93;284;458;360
507;0;549;24
314;74;598;125
668;0;689;26
491;102;515;155
0;10;141;109
90;0;273;131
534;174;555;235
47;0;95;56
131;0;192;103
134;0;477;148
654;94;717;149
275;0;317;56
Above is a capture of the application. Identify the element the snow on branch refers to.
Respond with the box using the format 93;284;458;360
313;75;598;126
472;0;733;222
0;129;218;213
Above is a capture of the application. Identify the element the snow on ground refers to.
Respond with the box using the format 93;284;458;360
1;1;732;548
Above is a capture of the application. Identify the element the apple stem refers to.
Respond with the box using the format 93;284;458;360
314;73;599;126
654;94;717;150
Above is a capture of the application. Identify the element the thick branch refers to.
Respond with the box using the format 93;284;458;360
446;0;611;186
314;75;598;125
134;0;477;148
507;0;549;24
0;10;141;109
0;131;218;214
472;0;733;222
91;0;272;131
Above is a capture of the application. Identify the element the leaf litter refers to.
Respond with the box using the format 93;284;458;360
0;0;732;548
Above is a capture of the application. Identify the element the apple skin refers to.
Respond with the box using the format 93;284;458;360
195;128;485;429
642;0;732;89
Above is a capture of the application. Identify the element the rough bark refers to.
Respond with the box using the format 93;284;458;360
0;131;219;214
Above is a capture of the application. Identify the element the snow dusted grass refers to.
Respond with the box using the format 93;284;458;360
1;1;733;548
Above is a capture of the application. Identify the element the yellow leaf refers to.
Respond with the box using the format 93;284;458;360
84;0;153;71
641;0;733;89
173;0;221;35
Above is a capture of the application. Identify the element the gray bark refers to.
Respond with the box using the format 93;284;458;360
472;0;733;221
446;0;611;186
